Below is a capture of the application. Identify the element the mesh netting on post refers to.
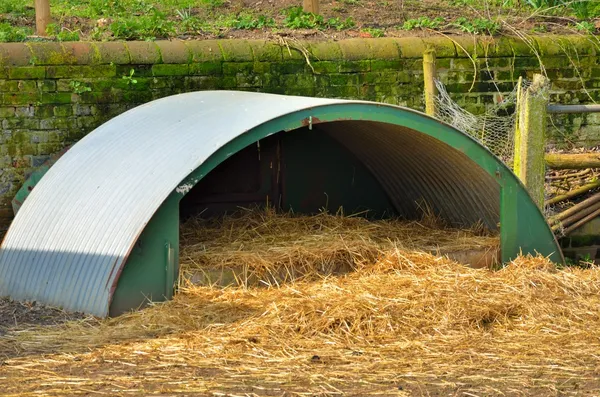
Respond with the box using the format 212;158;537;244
432;79;531;166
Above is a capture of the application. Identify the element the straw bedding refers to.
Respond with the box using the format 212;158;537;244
0;210;599;396
179;207;499;284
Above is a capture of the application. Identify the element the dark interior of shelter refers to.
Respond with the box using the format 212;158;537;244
179;121;500;231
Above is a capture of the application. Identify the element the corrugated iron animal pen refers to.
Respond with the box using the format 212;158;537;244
0;91;563;317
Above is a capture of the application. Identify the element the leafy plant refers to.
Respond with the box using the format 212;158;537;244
122;69;138;85
47;24;80;41
283;7;354;30
568;0;600;19
110;10;175;40
228;13;276;29
201;0;225;9
70;81;92;94
402;17;445;30
325;17;355;30
524;0;562;8
284;6;322;29
0;23;30;42
361;27;385;37
453;17;501;34
574;20;596;32
89;0;127;16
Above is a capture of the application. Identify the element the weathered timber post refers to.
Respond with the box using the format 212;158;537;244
423;49;437;117
513;73;550;209
35;0;51;36
303;0;320;14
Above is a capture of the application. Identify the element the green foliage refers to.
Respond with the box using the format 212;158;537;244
69;81;92;94
0;23;30;42
0;0;32;15
574;20;596;32
110;9;175;40
361;27;385;37
563;253;595;268
283;7;321;29
325;17;355;30
122;69;138;85
569;0;600;19
283;7;354;30
46;24;80;41
89;0;128;16
227;13;276;30
201;0;225;9
453;17;501;34
402;17;445;30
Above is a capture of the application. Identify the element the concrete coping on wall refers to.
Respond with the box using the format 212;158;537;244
0;35;597;67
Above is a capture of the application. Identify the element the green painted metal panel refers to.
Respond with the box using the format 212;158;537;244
280;127;396;217
109;193;179;316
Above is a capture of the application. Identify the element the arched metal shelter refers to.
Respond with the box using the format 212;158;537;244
0;91;563;317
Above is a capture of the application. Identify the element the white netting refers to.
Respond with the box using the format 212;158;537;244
433;79;531;166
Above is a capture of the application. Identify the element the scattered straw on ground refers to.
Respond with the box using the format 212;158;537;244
1;248;600;395
179;208;499;285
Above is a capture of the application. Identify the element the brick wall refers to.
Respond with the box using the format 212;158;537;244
0;35;598;228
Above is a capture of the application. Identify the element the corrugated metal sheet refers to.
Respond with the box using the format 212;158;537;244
0;90;545;317
323;121;500;230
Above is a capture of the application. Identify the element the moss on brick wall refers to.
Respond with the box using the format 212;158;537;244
0;35;598;228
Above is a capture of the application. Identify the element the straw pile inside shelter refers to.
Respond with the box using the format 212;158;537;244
179;207;499;285
1;209;599;396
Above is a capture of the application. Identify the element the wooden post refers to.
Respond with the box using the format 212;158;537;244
423;49;437;117
303;0;320;14
35;0;51;36
513;74;550;209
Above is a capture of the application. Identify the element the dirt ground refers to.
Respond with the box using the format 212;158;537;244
0;298;87;335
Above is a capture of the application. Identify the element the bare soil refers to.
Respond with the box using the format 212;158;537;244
0;298;87;335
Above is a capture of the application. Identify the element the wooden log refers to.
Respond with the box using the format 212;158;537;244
563;207;600;235
513;74;549;209
35;0;51;36
547;169;591;180
545;153;600;169
549;192;600;223
546;179;600;206
423;49;437;117
551;201;600;231
303;0;320;14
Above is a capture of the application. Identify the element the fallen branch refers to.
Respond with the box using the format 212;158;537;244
549;192;600;223
545;153;600;169
547;169;591;180
551;201;600;232
563;207;600;235
546;180;600;206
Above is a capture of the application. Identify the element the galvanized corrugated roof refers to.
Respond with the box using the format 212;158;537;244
0;91;560;317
